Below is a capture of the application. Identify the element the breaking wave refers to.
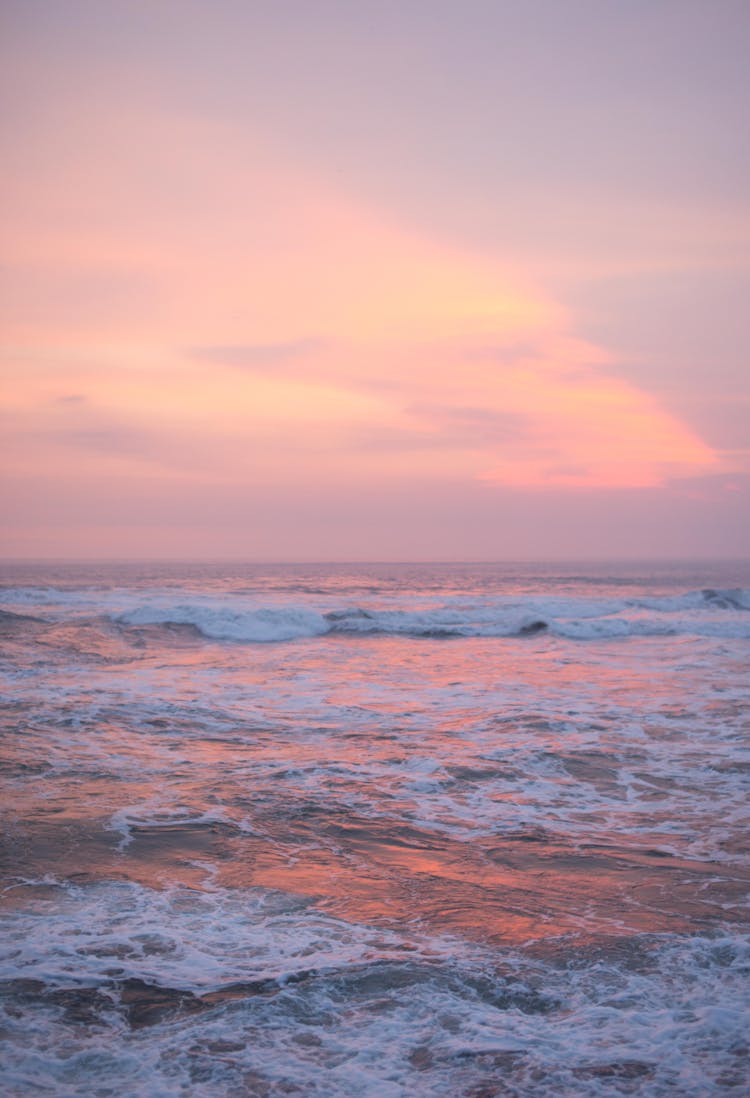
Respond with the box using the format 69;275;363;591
111;586;750;642
1;585;749;644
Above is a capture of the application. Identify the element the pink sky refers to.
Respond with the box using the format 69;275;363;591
2;2;749;559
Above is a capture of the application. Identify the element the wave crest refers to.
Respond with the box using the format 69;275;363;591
3;584;748;644
111;588;750;643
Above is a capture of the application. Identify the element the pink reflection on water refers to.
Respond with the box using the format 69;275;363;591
3;615;748;944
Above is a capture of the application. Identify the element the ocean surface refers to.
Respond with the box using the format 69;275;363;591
1;559;749;1097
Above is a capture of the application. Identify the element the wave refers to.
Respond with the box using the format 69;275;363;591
639;587;750;612
117;603;331;642
113;592;750;643
2;586;749;643
322;606;551;638
0;608;45;625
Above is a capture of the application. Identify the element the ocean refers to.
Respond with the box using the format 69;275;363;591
1;560;749;1096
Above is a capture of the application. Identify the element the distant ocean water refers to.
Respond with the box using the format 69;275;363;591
1;560;749;1097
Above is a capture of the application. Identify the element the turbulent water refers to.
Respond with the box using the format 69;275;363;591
1;560;749;1097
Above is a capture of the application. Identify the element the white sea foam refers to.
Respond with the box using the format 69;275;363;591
1;880;748;1097
112;592;750;642
107;802;240;850
0;880;416;991
118;602;331;642
2;563;748;1096
2;583;750;645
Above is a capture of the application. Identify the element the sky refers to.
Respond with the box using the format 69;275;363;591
2;0;749;560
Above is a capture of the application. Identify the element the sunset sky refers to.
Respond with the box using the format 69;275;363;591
2;0;749;559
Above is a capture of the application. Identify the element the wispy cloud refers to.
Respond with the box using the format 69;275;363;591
407;404;530;448
43;426;152;455
187;339;325;370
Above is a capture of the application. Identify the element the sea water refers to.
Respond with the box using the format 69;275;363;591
1;560;749;1096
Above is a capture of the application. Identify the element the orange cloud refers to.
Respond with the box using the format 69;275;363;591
1;106;719;497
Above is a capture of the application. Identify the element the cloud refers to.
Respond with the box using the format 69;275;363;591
462;340;543;363
44;426;152;455
187;339;325;371
0;103;722;501
406;404;530;448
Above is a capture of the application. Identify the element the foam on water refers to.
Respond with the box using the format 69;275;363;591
2;582;750;643
1;880;748;1097
2;561;749;1096
2;649;749;867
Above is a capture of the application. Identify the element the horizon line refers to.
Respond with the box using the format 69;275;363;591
1;555;749;566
